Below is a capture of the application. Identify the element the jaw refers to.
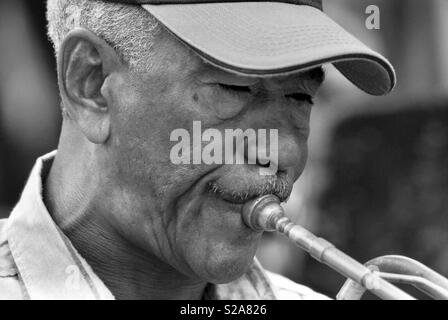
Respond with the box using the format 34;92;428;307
159;167;264;283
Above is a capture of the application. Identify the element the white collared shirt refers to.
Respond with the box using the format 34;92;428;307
0;152;329;300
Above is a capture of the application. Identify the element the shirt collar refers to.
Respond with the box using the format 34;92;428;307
6;151;114;300
6;152;277;300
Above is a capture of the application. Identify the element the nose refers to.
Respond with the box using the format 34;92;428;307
242;94;309;179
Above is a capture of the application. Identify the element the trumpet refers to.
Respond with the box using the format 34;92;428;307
242;194;448;300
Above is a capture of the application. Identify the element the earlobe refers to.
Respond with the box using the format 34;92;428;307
58;28;122;144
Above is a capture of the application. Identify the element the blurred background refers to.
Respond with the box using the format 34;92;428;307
0;0;447;299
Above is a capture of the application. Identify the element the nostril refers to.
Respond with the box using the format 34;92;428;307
243;142;271;168
243;152;270;168
256;158;271;168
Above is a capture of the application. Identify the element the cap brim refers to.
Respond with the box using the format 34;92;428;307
142;2;396;96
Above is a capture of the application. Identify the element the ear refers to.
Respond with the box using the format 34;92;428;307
58;28;123;144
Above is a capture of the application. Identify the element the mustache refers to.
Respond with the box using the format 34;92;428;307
208;174;292;203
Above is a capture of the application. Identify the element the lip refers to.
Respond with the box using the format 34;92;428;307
206;168;292;205
202;183;259;235
221;194;258;205
176;164;292;224
208;189;246;211
207;182;259;205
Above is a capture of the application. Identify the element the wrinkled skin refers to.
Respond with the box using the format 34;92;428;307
46;26;324;299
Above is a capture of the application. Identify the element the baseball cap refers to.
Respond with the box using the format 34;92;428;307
103;0;396;96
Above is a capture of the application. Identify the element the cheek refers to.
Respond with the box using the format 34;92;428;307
110;76;178;161
107;94;170;199
107;78;209;203
195;86;247;121
289;105;312;129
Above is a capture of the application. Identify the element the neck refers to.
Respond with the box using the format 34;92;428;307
44;133;207;300
61;217;207;300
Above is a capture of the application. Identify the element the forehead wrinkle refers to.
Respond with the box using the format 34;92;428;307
273;67;326;86
257;69;323;95
198;62;259;85
160;36;326;95
197;60;325;88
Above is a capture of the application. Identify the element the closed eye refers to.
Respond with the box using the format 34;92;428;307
217;83;252;94
286;93;314;105
217;83;314;105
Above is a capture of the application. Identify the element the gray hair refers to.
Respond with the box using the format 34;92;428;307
47;0;161;72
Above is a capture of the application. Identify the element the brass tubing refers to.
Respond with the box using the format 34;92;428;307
242;195;415;300
338;256;448;300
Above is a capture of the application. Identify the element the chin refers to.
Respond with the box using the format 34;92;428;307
190;242;260;284
175;193;263;284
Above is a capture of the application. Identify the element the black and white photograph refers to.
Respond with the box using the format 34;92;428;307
0;0;447;305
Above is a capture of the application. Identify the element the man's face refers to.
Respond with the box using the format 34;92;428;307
101;28;323;283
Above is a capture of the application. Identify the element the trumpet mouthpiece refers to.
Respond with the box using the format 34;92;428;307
242;195;285;232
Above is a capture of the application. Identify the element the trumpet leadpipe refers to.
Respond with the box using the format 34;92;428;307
242;195;415;300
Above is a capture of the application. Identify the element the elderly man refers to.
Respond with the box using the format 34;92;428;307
0;0;395;300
